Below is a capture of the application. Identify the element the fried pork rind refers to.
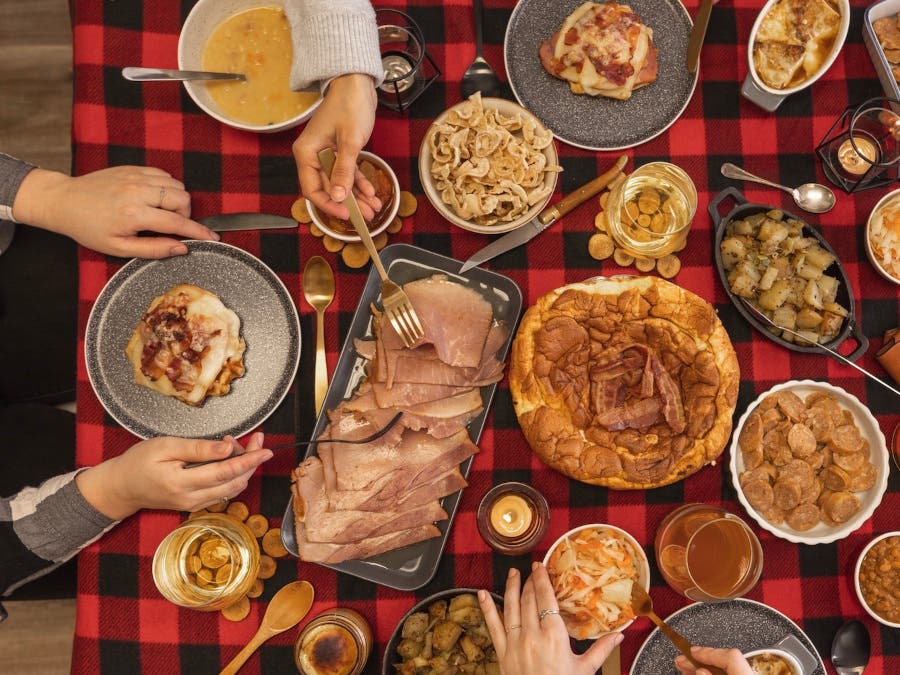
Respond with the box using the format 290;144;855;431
426;93;561;227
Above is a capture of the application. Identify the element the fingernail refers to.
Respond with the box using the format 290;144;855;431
508;568;517;578
170;245;188;256
331;186;346;201
210;230;220;241
477;589;486;601
253;432;264;445
531;561;539;571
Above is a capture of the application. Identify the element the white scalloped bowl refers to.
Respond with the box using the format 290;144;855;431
729;380;888;545
743;647;803;675
542;523;650;639
854;531;900;628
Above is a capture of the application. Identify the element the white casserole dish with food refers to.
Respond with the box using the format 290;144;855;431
863;0;900;104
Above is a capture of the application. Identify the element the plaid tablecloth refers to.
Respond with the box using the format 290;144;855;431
71;0;899;673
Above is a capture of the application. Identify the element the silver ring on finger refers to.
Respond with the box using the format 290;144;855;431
538;608;560;621
158;186;167;208
506;624;522;633
220;496;229;506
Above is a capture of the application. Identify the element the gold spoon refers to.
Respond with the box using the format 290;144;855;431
219;580;315;675
303;256;335;416
630;584;727;675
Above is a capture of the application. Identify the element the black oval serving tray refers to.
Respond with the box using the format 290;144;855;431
709;187;867;360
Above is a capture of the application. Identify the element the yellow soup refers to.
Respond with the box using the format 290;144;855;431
202;7;317;126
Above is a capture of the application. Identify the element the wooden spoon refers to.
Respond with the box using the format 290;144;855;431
630;583;727;675
219;580;315;675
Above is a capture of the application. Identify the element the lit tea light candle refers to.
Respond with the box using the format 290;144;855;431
490;494;533;539
380;53;415;93
837;136;878;175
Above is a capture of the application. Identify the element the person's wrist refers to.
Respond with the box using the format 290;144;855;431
75;456;139;521
12;169;69;231
328;73;377;107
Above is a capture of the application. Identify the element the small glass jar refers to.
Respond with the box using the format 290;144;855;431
476;482;550;555
606;162;698;259
294;608;372;675
151;513;260;611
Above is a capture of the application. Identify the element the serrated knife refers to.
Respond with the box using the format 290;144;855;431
458;154;628;274
198;212;297;232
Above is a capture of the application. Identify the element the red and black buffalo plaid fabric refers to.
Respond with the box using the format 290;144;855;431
70;1;898;673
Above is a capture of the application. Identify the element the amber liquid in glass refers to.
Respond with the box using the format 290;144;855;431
655;504;762;602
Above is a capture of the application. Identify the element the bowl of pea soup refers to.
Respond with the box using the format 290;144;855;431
178;0;322;132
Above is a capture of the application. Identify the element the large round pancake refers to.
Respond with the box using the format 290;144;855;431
509;276;739;489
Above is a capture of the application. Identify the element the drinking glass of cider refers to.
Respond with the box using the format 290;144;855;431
654;503;763;602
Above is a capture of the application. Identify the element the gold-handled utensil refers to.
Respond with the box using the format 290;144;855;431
303;255;335;416
317;148;424;348
740;299;900;399
630;584;727;675
219;580;314;675
601;644;621;675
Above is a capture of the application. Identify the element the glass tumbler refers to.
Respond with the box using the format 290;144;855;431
606;162;698;259
654;503;763;602
152;513;260;611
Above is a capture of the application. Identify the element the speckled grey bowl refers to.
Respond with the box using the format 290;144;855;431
85;240;300;439
504;0;697;150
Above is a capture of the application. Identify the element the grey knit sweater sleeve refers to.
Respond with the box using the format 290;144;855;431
284;0;384;91
1;470;117;596
0;153;36;223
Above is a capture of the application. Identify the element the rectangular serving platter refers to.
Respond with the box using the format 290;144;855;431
281;243;523;590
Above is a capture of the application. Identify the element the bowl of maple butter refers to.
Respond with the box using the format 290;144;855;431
294;608;372;675
178;0;322;132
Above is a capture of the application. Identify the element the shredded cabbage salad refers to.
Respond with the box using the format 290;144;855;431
870;199;900;281
546;527;641;638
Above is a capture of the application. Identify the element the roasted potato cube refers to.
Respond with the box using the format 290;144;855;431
772;306;797;330
720;236;748;270
758;219;790;246
732;218;758;236
795;329;821;345
771;256;791;279
467;622;493;648
766;209;784;221
822;301;849;317
757;279;791;310
397;638;425;661
803;279;824;309
816;275;839;305
459;635;485;662
429;600;448;622
484;664;501;675
820;311;844;338
402;612;429;640
758;265;779;291
448;594;478;612
432;620;464;652
449;607;484;628
795;307;823;329
428;655;452;674
746;212;768;228
797;261;825;281
804;245;835;270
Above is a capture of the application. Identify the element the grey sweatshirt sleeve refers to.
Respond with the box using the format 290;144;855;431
284;0;384;91
1;470;117;596
0;153;37;223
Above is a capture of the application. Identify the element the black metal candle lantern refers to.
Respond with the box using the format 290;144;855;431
374;9;440;113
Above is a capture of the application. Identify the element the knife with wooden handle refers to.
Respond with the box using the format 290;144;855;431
602;644;621;675
686;0;714;73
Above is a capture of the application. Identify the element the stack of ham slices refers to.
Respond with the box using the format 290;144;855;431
291;275;508;564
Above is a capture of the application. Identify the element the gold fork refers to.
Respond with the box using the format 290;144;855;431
317;148;424;348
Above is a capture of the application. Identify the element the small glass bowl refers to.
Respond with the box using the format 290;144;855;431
476;482;550;556
294;608;372;675
306;151;399;243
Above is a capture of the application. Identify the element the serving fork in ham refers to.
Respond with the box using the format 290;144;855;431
291;274;507;564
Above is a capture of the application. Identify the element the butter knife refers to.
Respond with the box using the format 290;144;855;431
458;154;628;274
198;212;297;232
686;0;714;73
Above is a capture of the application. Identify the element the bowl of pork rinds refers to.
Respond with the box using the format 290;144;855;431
418;93;561;234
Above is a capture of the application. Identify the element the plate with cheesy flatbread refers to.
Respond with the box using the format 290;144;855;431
504;0;698;150
85;240;300;439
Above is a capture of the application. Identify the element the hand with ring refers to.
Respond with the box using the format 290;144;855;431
11;165;219;258
478;562;623;675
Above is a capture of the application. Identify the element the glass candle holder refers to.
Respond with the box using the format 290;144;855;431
152;513;260;611
476;482;550;555
375;9;440;113
816;96;900;193
294;608;372;675
605;162;698;259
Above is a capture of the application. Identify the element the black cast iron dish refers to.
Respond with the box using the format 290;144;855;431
710;187;867;360
381;588;505;675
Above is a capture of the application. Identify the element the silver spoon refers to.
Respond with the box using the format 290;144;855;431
831;619;870;675
460;0;503;99
721;162;836;214
122;67;246;82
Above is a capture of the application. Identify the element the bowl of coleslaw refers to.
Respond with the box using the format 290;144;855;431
543;523;650;640
867;188;900;285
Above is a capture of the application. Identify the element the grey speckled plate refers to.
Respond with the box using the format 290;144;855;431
85;240;300;439
630;599;826;675
504;0;698;150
